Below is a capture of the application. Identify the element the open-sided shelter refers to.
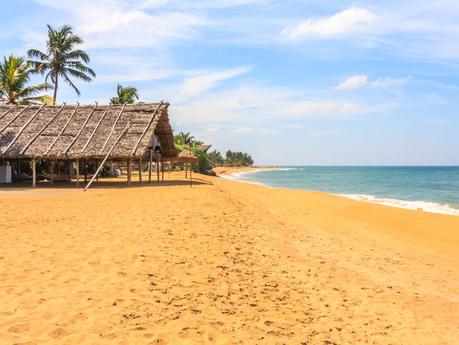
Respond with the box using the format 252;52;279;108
0;102;177;188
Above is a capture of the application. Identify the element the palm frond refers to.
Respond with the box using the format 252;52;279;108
62;72;81;96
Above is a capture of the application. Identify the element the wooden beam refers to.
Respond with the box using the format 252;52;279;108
98;104;126;155
0;105;31;135
127;158;132;186
148;149;152;183
83;123;131;191
3;104;46;154
64;103;98;155
57;160;61;181
68;160;72;183
20;104;66;155
0;105;18;121
131;101;164;156
45;103;79;156
138;158;142;184
80;104;111;153
156;153;160;182
95;160;99;183
50;160;55;185
76;159;80;187
32;159;36;188
161;155;164;182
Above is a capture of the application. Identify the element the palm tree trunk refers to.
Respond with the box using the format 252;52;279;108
53;74;58;105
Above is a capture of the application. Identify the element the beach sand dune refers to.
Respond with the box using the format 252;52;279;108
0;171;458;344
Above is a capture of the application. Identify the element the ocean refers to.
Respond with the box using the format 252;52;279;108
222;166;459;216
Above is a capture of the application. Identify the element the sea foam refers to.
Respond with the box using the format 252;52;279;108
341;194;459;216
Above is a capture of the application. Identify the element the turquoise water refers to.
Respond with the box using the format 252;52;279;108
223;166;459;215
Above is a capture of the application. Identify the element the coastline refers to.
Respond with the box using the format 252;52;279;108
1;171;458;344
215;166;459;216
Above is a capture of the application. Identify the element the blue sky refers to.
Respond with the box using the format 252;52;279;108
1;0;458;165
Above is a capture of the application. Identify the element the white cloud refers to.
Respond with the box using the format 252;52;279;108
172;84;376;125
283;7;376;39
336;75;411;90
177;66;252;99
336;75;369;90
371;76;412;88
31;0;207;49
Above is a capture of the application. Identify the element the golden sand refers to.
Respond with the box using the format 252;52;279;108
1;170;458;344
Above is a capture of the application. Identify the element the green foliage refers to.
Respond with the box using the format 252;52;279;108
28;25;95;104
173;132;253;172
224;150;254;167
110;84;139;105
207;150;224;167
174;131;195;146
0;54;52;104
192;147;211;172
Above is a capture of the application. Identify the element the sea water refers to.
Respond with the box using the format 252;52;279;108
223;166;459;216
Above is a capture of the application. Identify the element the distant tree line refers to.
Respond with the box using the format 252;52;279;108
207;150;254;167
174;132;254;173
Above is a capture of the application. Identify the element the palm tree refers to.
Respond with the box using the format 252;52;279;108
0;54;52;104
109;84;139;105
174;131;195;146
27;25;95;105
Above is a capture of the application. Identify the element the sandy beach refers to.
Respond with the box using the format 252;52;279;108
1;170;458;344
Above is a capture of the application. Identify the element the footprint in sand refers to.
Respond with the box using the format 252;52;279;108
48;327;69;339
7;323;30;333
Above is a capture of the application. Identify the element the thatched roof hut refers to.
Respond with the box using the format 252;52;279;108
177;149;199;164
0;102;176;160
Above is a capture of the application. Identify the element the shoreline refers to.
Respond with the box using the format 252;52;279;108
214;166;459;216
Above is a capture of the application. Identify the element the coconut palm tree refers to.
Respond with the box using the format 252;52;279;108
27;25;95;105
109;84;139;105
0;54;52;104
174;131;195;146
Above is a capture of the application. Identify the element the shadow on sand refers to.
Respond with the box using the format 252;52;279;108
0;177;212;192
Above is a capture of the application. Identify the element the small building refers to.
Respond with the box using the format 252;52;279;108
0;102;177;188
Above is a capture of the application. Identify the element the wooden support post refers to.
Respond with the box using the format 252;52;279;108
68;160;72;182
190;163;193;187
127;158;132;186
95;160;99;182
50;160;55;185
84;160;88;183
57;160;61;181
185;163;188;178
156;154;160;182
32;159;36;188
76;159;80;187
138;158;142;184
161;156;164;182
149;151;153;183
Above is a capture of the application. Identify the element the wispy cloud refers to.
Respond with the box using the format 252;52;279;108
177;66;252;100
173;84;379;125
336;75;411;90
282;7;376;39
30;0;208;49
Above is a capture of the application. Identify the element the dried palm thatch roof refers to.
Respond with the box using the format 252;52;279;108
0;102;177;160
177;149;199;163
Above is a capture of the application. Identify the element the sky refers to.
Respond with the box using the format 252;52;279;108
1;0;458;165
